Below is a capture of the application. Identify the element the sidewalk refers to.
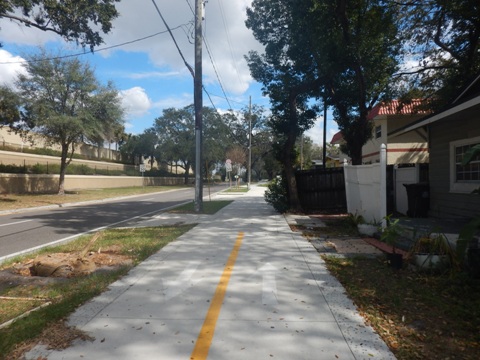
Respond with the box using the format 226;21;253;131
25;185;395;360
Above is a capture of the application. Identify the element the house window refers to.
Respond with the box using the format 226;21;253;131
375;125;382;139
450;136;480;193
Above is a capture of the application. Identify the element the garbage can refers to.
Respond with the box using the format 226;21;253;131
403;183;429;217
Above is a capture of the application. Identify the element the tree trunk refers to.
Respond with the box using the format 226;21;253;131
58;143;69;195
283;131;301;212
184;163;191;185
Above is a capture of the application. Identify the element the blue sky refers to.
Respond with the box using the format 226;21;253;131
0;0;338;145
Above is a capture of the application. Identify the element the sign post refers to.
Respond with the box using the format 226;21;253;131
225;159;232;188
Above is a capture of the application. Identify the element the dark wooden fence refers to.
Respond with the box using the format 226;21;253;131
295;168;347;213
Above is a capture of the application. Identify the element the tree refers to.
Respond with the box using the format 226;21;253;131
397;0;480;107
225;145;247;183
246;0;402;167
0;0;120;50
154;105;231;184
118;128;158;169
223;104;274;181
0;85;20;125
245;1;323;210
12;49;124;194
87;81;125;158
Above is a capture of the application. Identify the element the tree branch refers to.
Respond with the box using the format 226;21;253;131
2;14;64;37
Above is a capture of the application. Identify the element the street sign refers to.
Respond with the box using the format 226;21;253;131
139;164;146;173
225;159;232;172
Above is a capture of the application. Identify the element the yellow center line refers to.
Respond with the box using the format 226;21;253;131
190;231;244;360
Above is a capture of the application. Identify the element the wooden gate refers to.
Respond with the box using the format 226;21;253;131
295;168;347;213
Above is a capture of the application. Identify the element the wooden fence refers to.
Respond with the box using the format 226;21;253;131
295;167;347;213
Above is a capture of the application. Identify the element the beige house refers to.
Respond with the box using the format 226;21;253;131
363;100;429;164
331;100;429;165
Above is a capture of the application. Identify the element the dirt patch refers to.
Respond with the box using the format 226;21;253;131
0;246;133;292
6;320;94;360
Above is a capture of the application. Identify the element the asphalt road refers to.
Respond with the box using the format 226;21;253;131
0;186;224;262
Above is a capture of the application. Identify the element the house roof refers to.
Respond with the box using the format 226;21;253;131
367;99;425;120
330;99;425;144
330;131;343;144
389;74;480;137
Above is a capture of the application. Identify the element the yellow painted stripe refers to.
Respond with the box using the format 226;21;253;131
190;232;244;360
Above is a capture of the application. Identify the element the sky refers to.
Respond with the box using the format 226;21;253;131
0;0;338;145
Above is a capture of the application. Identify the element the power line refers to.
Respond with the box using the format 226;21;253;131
203;35;233;110
150;0;194;78
0;26;187;65
216;0;242;85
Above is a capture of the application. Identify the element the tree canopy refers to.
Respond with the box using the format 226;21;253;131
397;0;480;107
11;48;124;194
0;0;120;50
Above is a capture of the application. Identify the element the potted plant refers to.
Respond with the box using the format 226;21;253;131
358;219;379;237
410;233;455;271
380;215;404;269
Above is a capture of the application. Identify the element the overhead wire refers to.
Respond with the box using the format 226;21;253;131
216;0;242;85
0;25;188;65
184;0;233;110
1;0;247;112
150;0;194;78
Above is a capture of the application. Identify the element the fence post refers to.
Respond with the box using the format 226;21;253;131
380;144;387;229
343;158;350;214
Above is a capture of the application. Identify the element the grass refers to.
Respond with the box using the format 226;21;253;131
168;200;233;214
0;186;187;212
0;225;195;358
289;214;480;359
323;255;480;359
223;186;249;193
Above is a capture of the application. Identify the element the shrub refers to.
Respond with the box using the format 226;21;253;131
264;176;289;213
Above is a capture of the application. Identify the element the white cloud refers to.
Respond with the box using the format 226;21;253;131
119;87;152;119
99;0;263;95
0;50;28;87
125;71;181;80
152;93;194;111
304;115;340;145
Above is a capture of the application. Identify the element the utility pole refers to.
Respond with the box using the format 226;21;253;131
248;96;252;188
323;97;327;169
194;0;203;212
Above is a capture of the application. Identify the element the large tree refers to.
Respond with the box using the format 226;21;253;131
12;49;124;194
0;0;120;50
397;0;480;107
311;0;402;164
246;0;402;167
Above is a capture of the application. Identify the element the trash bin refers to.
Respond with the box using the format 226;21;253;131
403;183;429;217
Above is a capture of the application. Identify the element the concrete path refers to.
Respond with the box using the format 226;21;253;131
25;186;395;360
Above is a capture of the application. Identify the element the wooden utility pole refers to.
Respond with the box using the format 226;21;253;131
323;98;327;169
248;96;252;187
194;0;203;212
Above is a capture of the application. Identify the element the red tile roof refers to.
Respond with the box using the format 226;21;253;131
367;99;425;120
330;131;343;144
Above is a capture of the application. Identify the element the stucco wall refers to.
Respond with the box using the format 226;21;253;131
0;174;186;194
0;127;121;161
362;115;429;165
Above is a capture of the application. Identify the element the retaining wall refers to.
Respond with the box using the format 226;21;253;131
0;174;186;194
